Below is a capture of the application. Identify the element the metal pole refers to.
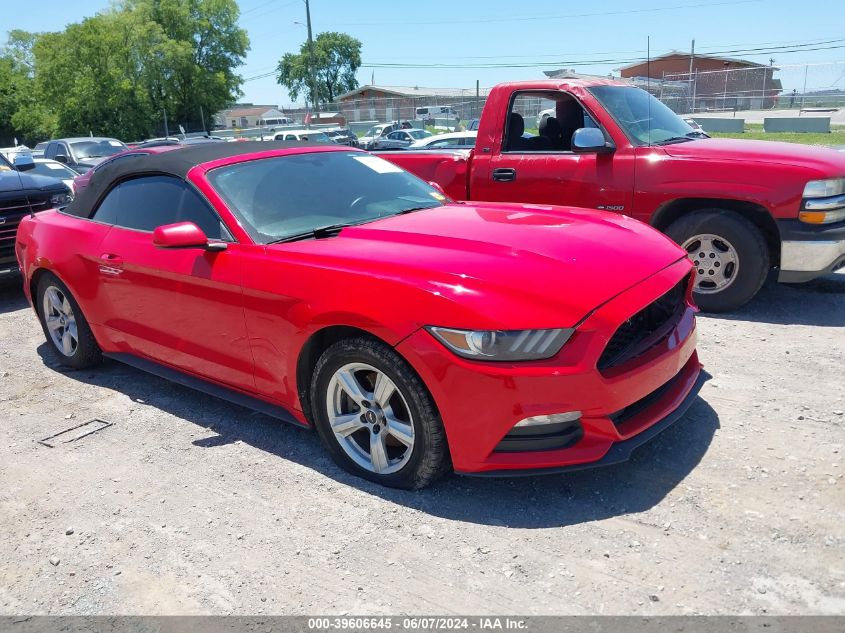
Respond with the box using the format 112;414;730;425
802;65;808;108
163;108;169;138
305;0;320;125
689;39;695;111
476;79;480;119
200;105;206;134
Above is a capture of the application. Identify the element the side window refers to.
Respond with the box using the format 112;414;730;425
285;134;296;140
91;185;121;224
91;176;230;239
504;92;590;153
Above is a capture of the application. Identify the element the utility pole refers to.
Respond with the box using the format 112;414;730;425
689;39;695;112
305;0;320;125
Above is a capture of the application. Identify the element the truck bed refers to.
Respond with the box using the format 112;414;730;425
375;149;472;201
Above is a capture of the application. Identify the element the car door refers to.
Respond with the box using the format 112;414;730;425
472;91;635;213
92;175;255;391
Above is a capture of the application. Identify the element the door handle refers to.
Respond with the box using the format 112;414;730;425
99;253;124;275
492;168;517;182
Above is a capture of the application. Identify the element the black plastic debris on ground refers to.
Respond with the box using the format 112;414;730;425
37;418;113;448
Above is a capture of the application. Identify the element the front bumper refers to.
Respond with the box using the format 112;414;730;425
778;219;845;283
0;258;20;278
396;258;703;474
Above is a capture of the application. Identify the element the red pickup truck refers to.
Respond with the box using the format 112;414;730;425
381;79;845;311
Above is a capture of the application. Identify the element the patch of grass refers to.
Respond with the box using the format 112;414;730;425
710;123;845;146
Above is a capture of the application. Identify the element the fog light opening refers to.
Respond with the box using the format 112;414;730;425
514;411;582;428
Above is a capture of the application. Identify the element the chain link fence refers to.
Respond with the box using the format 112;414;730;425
655;62;845;113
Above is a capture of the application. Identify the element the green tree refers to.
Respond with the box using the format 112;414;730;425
0;30;54;145
2;0;249;143
276;32;361;107
130;0;249;128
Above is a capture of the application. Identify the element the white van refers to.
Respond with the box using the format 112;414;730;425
415;106;459;121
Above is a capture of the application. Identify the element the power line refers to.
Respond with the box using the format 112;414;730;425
322;0;763;27
240;36;845;83
361;37;845;63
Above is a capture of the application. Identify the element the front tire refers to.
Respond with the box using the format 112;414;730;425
310;336;450;489
36;272;102;369
666;209;769;312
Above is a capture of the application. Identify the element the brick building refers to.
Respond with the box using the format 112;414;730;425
617;51;782;110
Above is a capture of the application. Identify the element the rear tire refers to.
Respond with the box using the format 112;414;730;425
666;209;769;312
310;336;450;490
36;272;102;369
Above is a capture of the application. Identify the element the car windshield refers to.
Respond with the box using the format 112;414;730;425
408;129;432;139
207;151;446;244
589;86;696;145
365;126;384;137
71;139;128;159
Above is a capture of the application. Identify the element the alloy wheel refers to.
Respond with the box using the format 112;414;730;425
326;362;416;475
42;285;79;357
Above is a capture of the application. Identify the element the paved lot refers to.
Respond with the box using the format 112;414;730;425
0;274;843;615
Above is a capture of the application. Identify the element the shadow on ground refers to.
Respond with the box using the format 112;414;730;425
37;341;719;528
0;279;28;314
705;272;845;327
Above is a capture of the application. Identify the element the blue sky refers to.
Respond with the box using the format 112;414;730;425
5;0;845;107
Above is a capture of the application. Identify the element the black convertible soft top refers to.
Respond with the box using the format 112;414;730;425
64;140;338;218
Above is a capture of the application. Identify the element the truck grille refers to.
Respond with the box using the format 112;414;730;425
597;276;689;373
0;198;49;262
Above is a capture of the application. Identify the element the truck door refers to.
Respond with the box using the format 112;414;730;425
472;91;635;216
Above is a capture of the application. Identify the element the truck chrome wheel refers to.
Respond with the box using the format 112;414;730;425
326;362;416;475
43;285;78;357
682;233;739;294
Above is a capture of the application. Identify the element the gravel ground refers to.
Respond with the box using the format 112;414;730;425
0;273;843;616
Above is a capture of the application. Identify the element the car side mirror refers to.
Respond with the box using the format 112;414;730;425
13;153;36;171
572;128;614;154
153;222;226;251
53;154;69;164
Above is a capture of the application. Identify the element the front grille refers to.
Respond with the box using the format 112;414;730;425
608;368;686;427
598;276;689;372
0;197;48;261
493;419;583;453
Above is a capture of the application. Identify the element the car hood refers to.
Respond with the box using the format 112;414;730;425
74;156;111;171
660;138;845;175
269;202;688;328
0;170;68;193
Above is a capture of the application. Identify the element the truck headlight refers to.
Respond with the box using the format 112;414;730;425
803;178;845;198
50;192;73;207
427;326;574;361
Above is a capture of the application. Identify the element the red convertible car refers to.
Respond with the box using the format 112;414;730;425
15;142;703;489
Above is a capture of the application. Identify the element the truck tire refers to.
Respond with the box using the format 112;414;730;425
665;209;769;312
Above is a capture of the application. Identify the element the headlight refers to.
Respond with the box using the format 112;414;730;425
803;178;845;198
426;326;574;361
50;192;73;207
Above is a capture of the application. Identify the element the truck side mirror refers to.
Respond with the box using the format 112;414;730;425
572;128;614;154
53;154;70;164
13;153;36;171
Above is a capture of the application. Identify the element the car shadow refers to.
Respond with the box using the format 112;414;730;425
705;272;845;327
36;343;719;528
0;279;28;314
